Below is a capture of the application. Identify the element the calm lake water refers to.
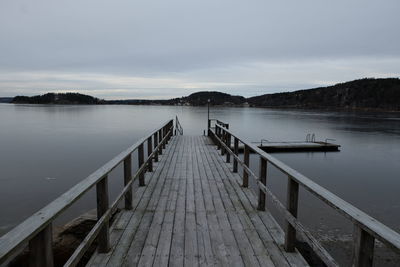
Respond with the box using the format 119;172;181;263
1;103;399;265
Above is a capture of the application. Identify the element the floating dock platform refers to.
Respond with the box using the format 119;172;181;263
233;141;340;153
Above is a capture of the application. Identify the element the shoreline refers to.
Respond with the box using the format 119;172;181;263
4;102;400;113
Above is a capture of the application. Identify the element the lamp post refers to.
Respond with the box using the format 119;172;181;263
207;99;210;136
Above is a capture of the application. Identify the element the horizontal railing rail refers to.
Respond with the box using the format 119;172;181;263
207;119;229;136
210;122;400;267
0;119;175;267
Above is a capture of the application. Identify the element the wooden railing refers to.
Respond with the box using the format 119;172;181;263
175;115;183;135
0;119;175;267
207;119;229;136
209;121;400;267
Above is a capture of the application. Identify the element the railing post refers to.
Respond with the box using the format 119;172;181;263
138;143;145;186
166;124;170;142
162;127;166;149
123;155;133;210
96;175;110;253
221;130;226;156
257;157;267;211
216;125;221;150
154;132;159;162
233;137;239;172
29;224;54;267
284;176;299;252
168;121;173;140
243;145;250;187
352;226;375;267
226;133;231;163
147;136;153;172
158;129;163;155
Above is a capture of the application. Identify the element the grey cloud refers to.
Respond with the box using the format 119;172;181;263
0;0;399;97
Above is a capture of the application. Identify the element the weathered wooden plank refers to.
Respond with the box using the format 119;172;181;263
226;171;308;266
152;138;184;267
284;177;299;252
136;138;180;266
123;138;180;266
205;136;306;267
28;224;53;267
200;139;266;267
233;137;239;173
123;155;133;210
184;137;199;267
226;133;231;163
137;167;174;266
153;132;159;162
352;225;375;267
194;138;231;267
243;145;250;187
138;143;145;186
88;137;178;267
96;176;110;253
192;145;215;266
257;157;267;211
169;137;188;267
197;138;248;267
205;153;273;267
147;136;153;172
153;175;181;266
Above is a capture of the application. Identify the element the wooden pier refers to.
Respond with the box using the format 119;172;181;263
0;117;399;267
86;136;308;266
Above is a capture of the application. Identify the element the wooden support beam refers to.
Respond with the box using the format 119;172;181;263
29;224;53;267
162;127;166;149
221;130;226;156
284;176;299;252
138;144;145;186
158;129;163;155
352;225;375;267
226;133;231;163
96;176;110;253
257;157;267;211
154;132;159;162
233;137;239;172
243;145;250;187
216;126;221;150
147;136;153;172
123;155;133;210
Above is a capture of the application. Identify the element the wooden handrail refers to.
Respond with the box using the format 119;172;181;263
175;115;183;135
211;123;400;267
0;119;175;266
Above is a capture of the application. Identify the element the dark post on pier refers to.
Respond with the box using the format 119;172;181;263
1;117;399;267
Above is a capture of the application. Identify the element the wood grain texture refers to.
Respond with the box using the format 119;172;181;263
96;176;110;253
88;136;308;267
28;224;53;267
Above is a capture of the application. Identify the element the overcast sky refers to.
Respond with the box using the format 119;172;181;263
1;0;399;99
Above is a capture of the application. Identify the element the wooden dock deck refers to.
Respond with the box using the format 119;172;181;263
87;136;308;266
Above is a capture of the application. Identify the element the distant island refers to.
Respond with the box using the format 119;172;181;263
12;93;104;105
7;78;400;111
247;78;400;111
